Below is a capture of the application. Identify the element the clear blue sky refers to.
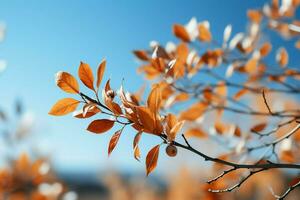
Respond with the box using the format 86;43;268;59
0;0;269;174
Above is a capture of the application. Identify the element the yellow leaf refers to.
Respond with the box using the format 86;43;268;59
146;145;160;176
97;60;106;89
108;129;122;156
78;61;94;90
49;98;80;116
55;71;79;94
173;24;190;42
87;119;115;134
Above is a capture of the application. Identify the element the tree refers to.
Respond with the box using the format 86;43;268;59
49;0;300;199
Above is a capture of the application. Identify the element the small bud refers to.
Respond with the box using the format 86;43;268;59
166;145;177;157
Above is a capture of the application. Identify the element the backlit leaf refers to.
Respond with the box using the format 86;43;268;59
198;22;212;42
49;98;80;116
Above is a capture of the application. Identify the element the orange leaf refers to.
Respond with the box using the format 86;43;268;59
133;50;149;61
173;24;190;42
247;9;262;23
78;62;94;90
169;121;184;141
179;102;208;121
87;119;115;134
97;60;106;89
108;129;122;156
147;85;161;113
259;42;272;57
146;145;160;176
185;128;207;138
49;98;80;116
250;123;267;132
133;131;142;161
276;47;288;68
198;23;212;42
233;88;248;100
55;71;79;94
244;58;258;74
136;106;156;134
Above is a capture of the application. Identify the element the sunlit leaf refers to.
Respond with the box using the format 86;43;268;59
49;98;80;116
55;71;79;94
78;61;94;90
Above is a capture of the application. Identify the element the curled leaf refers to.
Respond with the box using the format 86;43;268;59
108;129;122;156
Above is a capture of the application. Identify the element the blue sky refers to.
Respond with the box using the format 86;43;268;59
0;0;268;174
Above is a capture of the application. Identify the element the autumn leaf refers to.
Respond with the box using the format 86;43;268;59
146;145;160;176
133;50;149;61
55;71;79;94
198;22;212;42
276;47;288;68
49;98;80;116
133;131;142;161
78;61;94;90
87;119;115;134
108;129;122;156
136;106;156;134
147;85;161;113
73;105;101;118
185;128;207;138
250;123;267;132
173;24;190;42
97;60;106;90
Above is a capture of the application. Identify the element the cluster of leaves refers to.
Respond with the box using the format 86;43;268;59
0;102;74;200
49;61;185;175
50;0;300;199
